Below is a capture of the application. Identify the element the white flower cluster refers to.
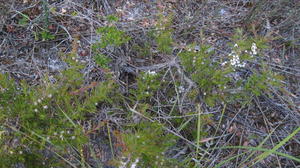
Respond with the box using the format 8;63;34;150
222;43;258;68
245;42;258;57
251;43;258;55
71;56;79;63
33;94;52;112
51;130;75;141
146;70;157;76
192;56;196;65
119;157;140;168
130;158;140;168
229;52;246;68
178;86;185;93
143;70;157;82
229;44;246;68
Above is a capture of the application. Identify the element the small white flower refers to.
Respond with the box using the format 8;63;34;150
146;70;156;76
54;132;57;136
48;94;52;98
203;92;207;96
61;8;67;14
116;8;123;13
37;99;42;103
9;151;13;154
136;135;140;138
67;130;71;134
229;51;246;68
19;151;23;154
234;44;238;48
192;56;196;64
131;158;140;168
178;86;185;93
95;103;98;106
266;19;271;30
221;61;227;66
60;131;64;134
71;136;75;140
43;105;48;109
240;62;246;67
251;43;258;55
34;109;38;112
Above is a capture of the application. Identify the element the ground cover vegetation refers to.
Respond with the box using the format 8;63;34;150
0;0;300;167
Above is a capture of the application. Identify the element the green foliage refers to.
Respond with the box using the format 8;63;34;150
244;66;281;96
121;122;178;168
0;51;117;167
80;80;118;114
1;19;131;167
228;30;282;99
18;13;30;26
0;8;287;167
179;30;282;106
39;30;55;41
71;11;78;16
94;26;130;49
131;71;161;102
106;15;119;22
179;44;231;106
0;150;48;168
156;30;173;54
94;53;111;69
91;16;130;69
133;43;152;58
155;14;174;54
